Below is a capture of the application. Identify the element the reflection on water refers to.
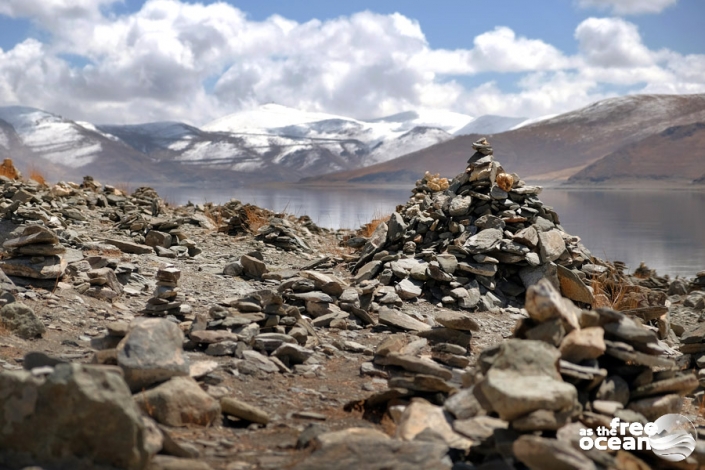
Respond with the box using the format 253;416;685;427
158;185;705;278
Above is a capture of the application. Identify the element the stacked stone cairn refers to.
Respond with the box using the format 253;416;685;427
355;279;701;469
0;225;67;282
353;137;596;312
223;201;318;252
143;266;186;317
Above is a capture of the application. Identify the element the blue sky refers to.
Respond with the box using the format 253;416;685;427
0;0;703;124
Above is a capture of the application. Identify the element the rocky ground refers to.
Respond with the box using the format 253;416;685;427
1;143;705;470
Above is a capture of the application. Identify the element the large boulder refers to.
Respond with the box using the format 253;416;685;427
134;377;220;427
117;319;190;392
0;302;45;339
476;339;578;421
0;364;150;469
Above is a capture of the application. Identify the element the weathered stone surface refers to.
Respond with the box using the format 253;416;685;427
395;278;423;300
0;364;149;470
559;327;605;363
513;435;596;470
145;230;173;249
463;228;503;254
449;195;472;216
444;387;483;420
519;262;559;290
0;255;67;279
434;310;480;332
3;226;59;248
477;340;578;421
595;376;630;405
557;265;594;305
104;238;153;254
524;279;580;331
134;376;220;427
293;429;450;470
148;455;214;470
272;343;314;364
629;373;698;399
240;254;268;279
88;267;124;296
538;230;566;263
354;221;388;271
117;318;190;392
378;307;431;332
376;353;452;380
627;394;683;421
221;397;270;424
396;399;473;450
0;302;45;339
386;212;407;243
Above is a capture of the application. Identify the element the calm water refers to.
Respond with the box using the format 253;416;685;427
157;186;705;278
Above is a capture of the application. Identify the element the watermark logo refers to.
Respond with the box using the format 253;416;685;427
579;414;697;462
649;414;697;462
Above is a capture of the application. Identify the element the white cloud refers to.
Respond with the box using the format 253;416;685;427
575;17;653;67
577;0;678;15
0;0;703;125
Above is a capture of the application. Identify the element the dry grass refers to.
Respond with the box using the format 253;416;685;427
204;204;224;231
28;165;47;186
359;211;390;238
590;273;641;311
0;159;21;180
114;182;133;196
0;321;10;337
243;205;269;233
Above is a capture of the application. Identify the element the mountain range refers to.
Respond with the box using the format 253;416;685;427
319;93;705;187
1;94;704;187
0;103;529;186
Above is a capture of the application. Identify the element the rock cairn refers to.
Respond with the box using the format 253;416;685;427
143;266;186;317
221;201;320;252
352;137;595;310
1;225;67;281
347;279;701;469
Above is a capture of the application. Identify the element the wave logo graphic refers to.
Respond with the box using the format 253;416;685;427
649;414;697;462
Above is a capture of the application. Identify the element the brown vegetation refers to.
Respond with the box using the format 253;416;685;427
0;159;21;180
28;165;47;186
243;205;269;233
359;211;390;238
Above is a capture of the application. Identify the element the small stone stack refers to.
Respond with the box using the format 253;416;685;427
472;279;699;468
352;137;594;310
0;225;67;281
143;267;185;317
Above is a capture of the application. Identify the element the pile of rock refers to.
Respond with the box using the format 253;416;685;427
0;225;67;281
222;201;317;252
352;138;595;311
340;279;701;469
143;267;186;317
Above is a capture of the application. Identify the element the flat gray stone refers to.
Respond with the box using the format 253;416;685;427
103;238;153;254
117;318;190;392
0;302;45;339
134;376;220;427
463;228;503;254
0;364;150;469
378;307;431;332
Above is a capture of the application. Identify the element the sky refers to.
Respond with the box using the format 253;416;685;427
0;0;704;125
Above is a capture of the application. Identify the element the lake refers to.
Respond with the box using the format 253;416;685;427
157;185;705;278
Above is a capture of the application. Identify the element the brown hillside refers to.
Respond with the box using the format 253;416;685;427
569;122;705;184
312;94;705;184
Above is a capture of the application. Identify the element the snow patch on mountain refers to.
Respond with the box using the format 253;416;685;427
0;106;103;167
454;115;528;135
364;127;452;166
204;104;349;133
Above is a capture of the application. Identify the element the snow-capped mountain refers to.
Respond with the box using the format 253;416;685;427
321;93;705;186
0;103;469;185
453;115;529;136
